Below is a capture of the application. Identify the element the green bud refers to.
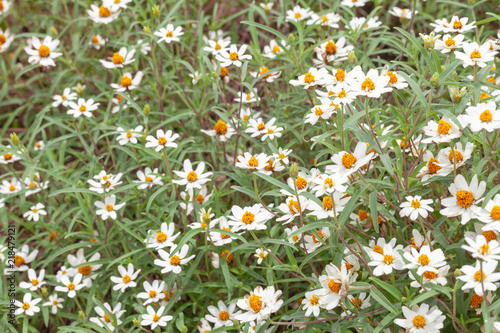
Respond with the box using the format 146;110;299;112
348;50;357;64
468;0;474;4
441;65;446;72
152;5;160;17
77;180;83;187
50;26;58;36
78;311;85;320
41;286;48;296
454;268;462;277
181;326;188;333
10;133;19;145
430;72;440;87
143;25;151;34
288;34;295;43
133;318;140;327
289;162;298;178
400;297;407;303
144;104;150;116
211;71;218;80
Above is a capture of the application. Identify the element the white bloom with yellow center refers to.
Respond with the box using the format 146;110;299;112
409;265;450;292
201;119;236;142
305;98;336;125
94;195;126;220
456;41;497;68
87;4;121;24
111;71;143;92
303;227;331;253
14;293;41;316
56;265;75;282
0;145;21;164
246;117;269;137
137;280;165;305
307;12;340;28
209;216;237;246
67;98;99;118
440;174;485;224
137;39;151;55
141;306;172;330
145;129;180;151
235;152;269;173
133;167;164;190
272;148;292;166
88;171;123;194
434;34;464;54
0;1;11;16
422;116;462;144
289;67;328;89
89;302;125;331
314;37;353;64
285;5;312;22
388;7;415;19
250;66;281;83
116;125;143;145
431;16;475;33
154;244;195;274
23;203;47;222
351;68;392;98
330;85;359;105
52;87;77;107
111;94;135;113
326;142;375;177
394;304;445;332
24;36;62;67
19;268;46;291
180;186;213;215
260;118;283;141
464;101;500;132
284;226;302;245
368;242;404;276
205;300;241;328
67;248;102;287
403;245;447;275
145;222;180;250
479;194;500;226
436;142;474;170
463;235;500;261
103;0;132;10
263;39;288;58
110;263;141;293
235;89;260;104
227;204;271;232
24;172;49;197
55;273;85;298
348;16;382;31
416;150;452;182
381;69;408;89
235;285;283;323
173;159;213;190
34;140;44;151
88;34;107;49
302;290;325;317
42;294;64;314
4;244;38;274
341;0;368;8
254;248;268;264
277;196;309;224
216;44;252;67
203;38;230;55
155;24;184;44
457;260;500;296
0;177;21;194
317;263;354;310
100;47;136;69
399;196;433;221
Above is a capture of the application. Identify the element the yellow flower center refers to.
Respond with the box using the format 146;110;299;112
78;104;87;112
351;297;362;307
272;45;280;53
448;150;463;163
249;294;263;312
61;95;67;100
470;49;481;59
220;67;228;77
296;176;307;190
474;270;485;281
418;254;430;266
106;204;114;212
383;254;394;264
294;12;301;19
153;313;160;322
470;293;483;308
38;45;50;57
158;136;167;145
267;128;274;134
480;243;489;254
195;194;204;204
324;178;333;188
427;157;441;174
361;78;375;92
259;252;265;259
120;75;132;87
480;110;493;123
79;265;92;275
32;208;38;213
411;199;421;209
335;69;345;82
387;71;398;84
486;77;497;85
229;52;239;61
437;120;452;135
292;235;299;242
9;184;15;191
214;41;221;50
489;206;500;220
156;231;167;243
322;15;328;22
170;255;181;265
241;211;255;224
92;35;99;44
310;295;319;305
67;282;75;290
31;279;38;286
122;275;131;283
314;107;323;116
257;122;265;131
187;171;198;182
341;153;357;169
325;40;337;55
112;52;124;64
453;20;462;29
483;230;497;242
413;315;426;328
445;36;455;47
103;313;112;322
166;30;173;38
338;89;347;98
99;5;111;17
372;245;383;254
248;156;259;167
322;196;333;210
424;271;437;279
359;209;369;221
245;93;251;100
480;92;490;100
22;302;30;310
149;290;157;298
219;310;229;320
328;279;341;293
52;300;58;305
303;72;315;84
201;221;207;228
456;190;474;208
15;255;25;267
287;199;299;213
221;227;231;239
4;153;12;160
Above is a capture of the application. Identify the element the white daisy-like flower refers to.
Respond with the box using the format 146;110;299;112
250;66;281;83
351;68;392;98
67;248;102;287
116;125;143;145
431;16;475;33
289;67;328;89
55;273;85;298
201;119;236;142
227;204;272;232
23;203;47;222
464;101;500;132
478;194;500;226
111;94;135;113
145;222;180;250
311;174;348;197
23;173;49;197
399;196;433;221
235;285;283;323
0;28;14;53
277;196;308;224
87;4;121;24
455;41;497;68
24;36;62;67
137;280;165;305
0;177;22;194
457;260;500;296
88;171;123;194
382;70;408;89
89;302;126;331
34;140;44;151
4;245;38;274
301;290;325;317
440;174;486;224
110;71;143;92
437;142;474;170
209;216;237;246
368;242;404;276
52;87;77;107
141;306;173;330
341;0;368;7
416;150;453;182
145;129;180;151
394;303;445;332
0;145;21;164
235;152;268;173
216;44;252;67
263;39;288;58
180;186;213;215
155;24;184;44
14;293;42;317
409;265;450;292
103;0;132;10
254;248;269;264
137;39;151;55
307;12;341;28
272;148;292;166
284;226;302;245
303;227;331;253
434;34;465;54
100;47;136;69
203;38;230;55
67;98;99;118
42;294;64;314
317;263;354;310
89;34;107;49
326;142;375;177
314;37;353;64
205;300;241;328
56;265;75;282
260;118;283;141
422;116;462;144
173;159;213;191
389;7;415;20
110;263;141;293
305;99;336;125
403;245;447;275
19;268;46;291
285;5;312;22
133;167;164;190
348;16;382;31
462;235;500;261
154;244;196;274
94;195;126;220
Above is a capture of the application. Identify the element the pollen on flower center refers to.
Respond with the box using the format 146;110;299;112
67;282;75;290
249;294;263;312
474;270;486;281
480;92;490;101
470;293;483;308
303;72;315;84
214;41;221;50
324;178;333;188
201;221;207;228
4;153;12;160
220;67;228;77
241;211;255;224
9;184;15;191
325;41;337;55
288;200;299;213
294;12;301;19
383;254;394;264
322;196;333;210
31;279;39;286
328;279;341;293
411;199;421;209
418;254;430;266
448;150;463;163
456;190;474;208
272;45;280;53
187;171;198;182
267;128;274;134
166;30;173;37
120;75;132;87
361;78;375;92
218;310;229;321
122;274;131;283
22;302;30;310
489;206;500;221
372;245;383;254
78;265;92;275
112;52;124;64
470;49;481;59
248;156;259;167
445;36;455;47
437;120;452;135
427;157;441;174
0;34;5;45
341;153;357;169
314;107;324;116
103;313;112;322
338;89;347;98
387;71;398;84
453;20;462;29
158;136;167;145
156;231;167;243
480;110;493;123
480;243;489;254
310;295;319;305
335;69;345;82
99;5;111;17
413;315;426;328
126;132;133;139
106;204;114;212
170;255;181;265
38;45;50;57
32;208;38;213
229;52;239;61
15;255;25;267
149;290;157;298
296;176;307;190
221;227;231;239
195;194;204;204
92;35;99;44
153;313;160;322
424;271;437;279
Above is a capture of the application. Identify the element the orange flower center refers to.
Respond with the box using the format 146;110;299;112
158;137;167;145
187;171;197;182
325;41;337;55
170;255;181;265
106;204;114;212
31;279;39;286
303;72;315;84
480;110;493;123
249;294;263;312
470;49;481;59
214;120;228;135
220;67;228;77
361;78;375;92
272;45;280;53
99;5;111;17
445;36;455;47
470;293;483;308
67;282;75;290
294;12;301;19
387;71;398;84
248;156;259;167
156;231;167;243
195;194;204;204
120;75;132;87
166;31;173;37
456;190;474;208
335;69;345;82
310;295;319;305
427;157;441;174
322;196;333;210
418;254;430;266
383;254;394;264
112;52;124;64
219;311;229;321
372;245;383;254
413;315;426;328
474;270;485;281
324;178;333;188
437;120;452;135
78;265;92;275
149;290;156;298
448;150;463;163
328;279;341;293
483;230;497;242
38;45;50;57
341;153;357;169
411;199;421;209
288;200;299;213
15;256;25;267
122;275;131;283
153;314;160;322
3;153;12;160
214;41;221;50
424;271;437;279
296;176;307;190
241;211;255;224
22;302;30;310
229;52;239;61
92;35;99;44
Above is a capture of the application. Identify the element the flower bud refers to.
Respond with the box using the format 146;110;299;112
152;5;160;17
143;104;150;116
400;297;407;303
79;311;85;320
430;72;440;87
41;287;48;296
288;34;295;43
419;32;440;49
289;162;298;178
133;318;140;327
468;0;474;4
181;325;188;333
10;133;19;145
143;25;151;34
75;83;85;95
454;268;462;277
50;26;58;36
348;50;357;64
77;180;83;187
211;71;218;80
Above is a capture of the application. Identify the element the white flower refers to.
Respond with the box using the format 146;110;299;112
284;226;302;245
260;118;283;141
203;38;230;55
311;174;348;197
254;248;269;264
289;67;328;89
383;70;409;89
210;217;238;246
137;39;151;55
250;66;281;83
189;71;203;84
145;129;180;151
173;159;213;191
400;196;433;221
285;5;312;22
24;36;62;67
34;140;44;151
235;152;268;173
458;260;500;296
409;265;450;292
87;4;121;24
67;98;100;118
326;142;375;177
103;0;132;10
94;195;126;220
303;227;331;253
154;244;195;274
110;71;143;92
341;0;368;7
305;99;336;125
0;28;14;53
89;34;107;49
88;171;123;194
201;119;236;142
277;196;308;224
301;290;324;317
368;242;404;276
23;203;47;222
348;16;382;31
89;302;126;331
100;47;136;69
67;248;102;287
388;7;415;19
205;300;241;328
137;280;165;305
314;37;353;64
351;68;392;98
263;40;288;58
0;177;21;194
440;174;486;224
56;265;75;282
260;2;273;12
55;273;85;298
110;263;141;293
403;245;447;276
4;244;38;274
462;235;500;261
434;34;465;54
141;306;172;330
272;148;292;166
180;186;213;215
227;204;272;232
14;293;41;316
116;125;143;145
19;268;46;291
235;285;283;323
464;101;500;132
437;142;474;169
0;145;21;164
145;222;180;250
52;87;77;107
307;12;340;28
43;294;64;314
216;44;252;67
431;16;475;33
24;173;49;197
111;94;135;113
455;41;497;68
317;263;354;310
478;194;500;225
416;151;453;182
155;24;184;43
394;303;445;333
133;167;164;189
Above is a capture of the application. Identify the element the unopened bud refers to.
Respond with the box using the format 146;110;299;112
441;65;446;71
41;287;48;296
50;26;58;36
10;133;19;145
400;297;407;303
289;163;298;178
143;25;151;34
288;34;295;43
181;325;188;333
348;50;357;64
430;72;440;87
454;268;462;277
78;311;85;319
75;83;85;95
468;0;474;4
152;5;160;17
211;71;218;80
143;104;150;116
133;318;140;327
77;180;83;187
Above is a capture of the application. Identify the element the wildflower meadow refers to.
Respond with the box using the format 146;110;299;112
2;0;500;332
